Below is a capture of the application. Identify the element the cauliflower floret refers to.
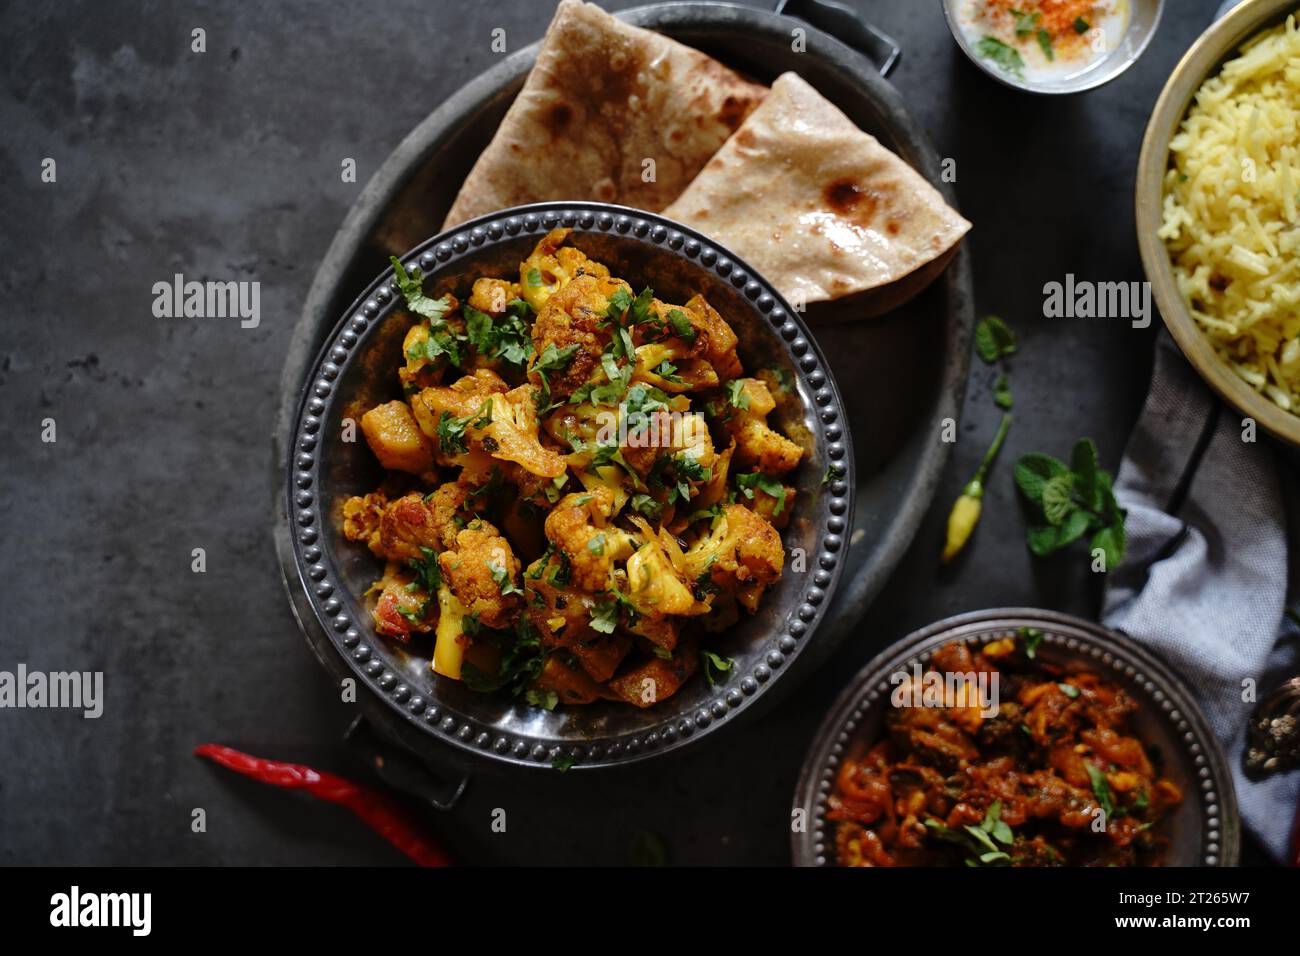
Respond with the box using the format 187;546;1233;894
683;504;784;612
360;400;435;475
375;486;468;561
411;369;508;462
479;384;568;478
714;378;803;476
529;273;628;400
624;537;707;618
632;340;719;393
414;371;568;478
438;518;521;630
542;488;636;592
342;491;388;556
627;293;740;392
467;277;520;316
398;294;465;392
370;560;435;640
519;227;611;312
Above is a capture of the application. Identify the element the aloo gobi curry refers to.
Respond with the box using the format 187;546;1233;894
342;229;803;710
829;635;1184;866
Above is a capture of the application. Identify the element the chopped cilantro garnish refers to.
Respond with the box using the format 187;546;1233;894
725;379;750;410
589;595;620;634
390;256;453;322
667;308;696;342
701;649;733;686
976;35;1025;79
735;472;788;516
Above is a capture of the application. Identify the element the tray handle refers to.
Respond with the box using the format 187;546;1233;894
345;715;469;812
773;0;901;77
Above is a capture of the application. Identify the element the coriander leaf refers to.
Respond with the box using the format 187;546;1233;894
1058;682;1080;699
605;286;633;322
1074;16;1090;33
532;342;580;408
1037;27;1054;61
975;36;1025;79
1018;626;1044;659
735;471;787;516
1010;8;1040;36
1085;762;1115;818
487;559;519;596
390;256;453;322
407;546;443;594
667;308;697;342
725;379;750;410
630;493;663;521
974;315;1018;363
587;532;606;556
629;286;655;325
701;649;734;686
589;596;620;634
526;689;558;711
525;266;543;287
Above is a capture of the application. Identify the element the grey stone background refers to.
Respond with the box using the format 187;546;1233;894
0;0;1271;864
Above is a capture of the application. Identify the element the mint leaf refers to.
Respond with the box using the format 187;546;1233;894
975;315;1017;363
1070;438;1101;510
993;374;1013;409
1091;523;1125;571
1014;453;1068;502
1041;473;1076;526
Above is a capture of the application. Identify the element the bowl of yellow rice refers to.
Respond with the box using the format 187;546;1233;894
1137;0;1300;445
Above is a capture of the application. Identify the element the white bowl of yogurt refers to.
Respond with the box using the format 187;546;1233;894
943;0;1164;94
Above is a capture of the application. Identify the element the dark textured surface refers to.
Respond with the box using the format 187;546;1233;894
0;0;1247;864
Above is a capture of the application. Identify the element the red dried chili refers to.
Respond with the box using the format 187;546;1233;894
194;743;453;866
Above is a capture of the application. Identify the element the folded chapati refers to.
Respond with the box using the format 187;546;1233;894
442;0;767;229
664;72;971;312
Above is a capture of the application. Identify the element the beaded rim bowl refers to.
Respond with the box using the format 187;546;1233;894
791;608;1240;866
286;201;854;770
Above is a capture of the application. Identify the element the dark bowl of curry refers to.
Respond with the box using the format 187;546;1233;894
792;608;1238;866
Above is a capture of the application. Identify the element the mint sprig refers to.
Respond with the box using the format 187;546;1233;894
1014;438;1126;570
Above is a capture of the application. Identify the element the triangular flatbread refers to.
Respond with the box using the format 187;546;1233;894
443;0;767;229
664;72;970;312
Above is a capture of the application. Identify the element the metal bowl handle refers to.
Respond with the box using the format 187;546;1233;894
773;0;901;76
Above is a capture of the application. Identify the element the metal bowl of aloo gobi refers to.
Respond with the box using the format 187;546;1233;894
286;202;853;770
1137;0;1300;446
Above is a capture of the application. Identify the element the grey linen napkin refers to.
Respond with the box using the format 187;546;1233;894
1102;330;1300;862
